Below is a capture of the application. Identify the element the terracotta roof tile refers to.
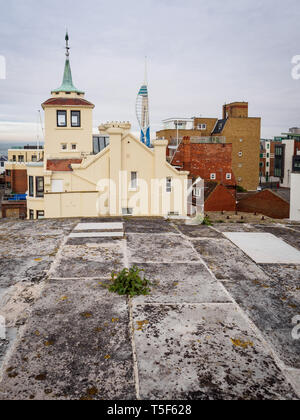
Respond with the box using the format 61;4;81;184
42;97;94;108
47;159;82;172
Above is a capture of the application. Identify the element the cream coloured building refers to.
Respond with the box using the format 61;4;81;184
27;34;189;219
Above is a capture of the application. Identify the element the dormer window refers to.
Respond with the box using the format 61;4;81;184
57;110;67;127
71;111;81;127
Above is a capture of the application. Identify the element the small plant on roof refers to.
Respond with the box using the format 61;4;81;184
202;216;212;226
109;266;152;297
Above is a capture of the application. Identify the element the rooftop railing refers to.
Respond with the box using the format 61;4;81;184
168;136;226;147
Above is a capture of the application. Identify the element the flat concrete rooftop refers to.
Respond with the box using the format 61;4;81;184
0;217;299;400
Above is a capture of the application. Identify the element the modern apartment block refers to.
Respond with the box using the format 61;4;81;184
157;102;261;191
259;139;284;183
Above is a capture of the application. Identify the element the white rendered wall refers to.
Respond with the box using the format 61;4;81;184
281;140;294;188
290;173;300;221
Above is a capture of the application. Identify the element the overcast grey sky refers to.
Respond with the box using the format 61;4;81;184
0;0;300;142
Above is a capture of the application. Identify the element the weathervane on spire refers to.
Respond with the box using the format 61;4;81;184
65;31;70;58
51;31;84;95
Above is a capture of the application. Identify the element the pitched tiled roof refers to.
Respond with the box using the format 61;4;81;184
47;159;82;172
204;181;218;201
42;97;94;108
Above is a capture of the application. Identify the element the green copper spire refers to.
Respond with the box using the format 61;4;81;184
51;32;84;94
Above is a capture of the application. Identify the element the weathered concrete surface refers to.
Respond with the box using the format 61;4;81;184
0;219;77;396
124;218;178;234
254;225;300;251
193;239;270;282
74;222;124;231
69;232;124;239
174;224;223;238
132;263;232;304
132;303;297;400
0;280;135;400
52;240;124;279
210;223;259;233
223;232;300;264
0;219;77;288
127;233;199;263
0;257;53;288
0;217;299;400
220;277;300;368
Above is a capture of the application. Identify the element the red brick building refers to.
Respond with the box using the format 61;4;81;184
5;168;28;194
237;189;289;219
1;200;27;219
204;182;236;212
171;136;236;185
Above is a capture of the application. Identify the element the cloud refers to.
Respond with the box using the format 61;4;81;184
0;0;300;142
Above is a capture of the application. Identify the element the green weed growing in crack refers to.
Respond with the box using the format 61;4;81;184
109;266;152;297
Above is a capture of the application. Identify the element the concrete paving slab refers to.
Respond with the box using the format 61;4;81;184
213;223;259;233
52;242;124;279
254;225;300;251
175;224;223;238
132;303;297;400
65;237;124;246
69;232;124;238
131;263;232;304
0;257;53;288
0;219;78;235
74;223;124;231
0;234;63;258
133;263;232;303
220;278;300;369
224;232;300;264
0;328;17;372
1;218;300;400
0;280;135;400
127;234;199;263
259;265;300;295
79;218;124;223
124;218;178;234
283;369;300;396
288;225;300;232
193;239;270;282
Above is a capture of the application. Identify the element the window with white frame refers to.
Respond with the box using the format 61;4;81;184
57;110;67;127
71;111;81;127
226;173;232;180
198;124;207;130
210;173;216;180
61;143;67;151
193;187;202;197
238;152;243;157
166;177;172;193
130;172;138;190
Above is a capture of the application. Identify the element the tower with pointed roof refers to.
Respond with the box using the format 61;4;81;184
42;32;94;158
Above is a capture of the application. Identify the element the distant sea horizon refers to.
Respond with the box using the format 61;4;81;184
0;141;44;156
